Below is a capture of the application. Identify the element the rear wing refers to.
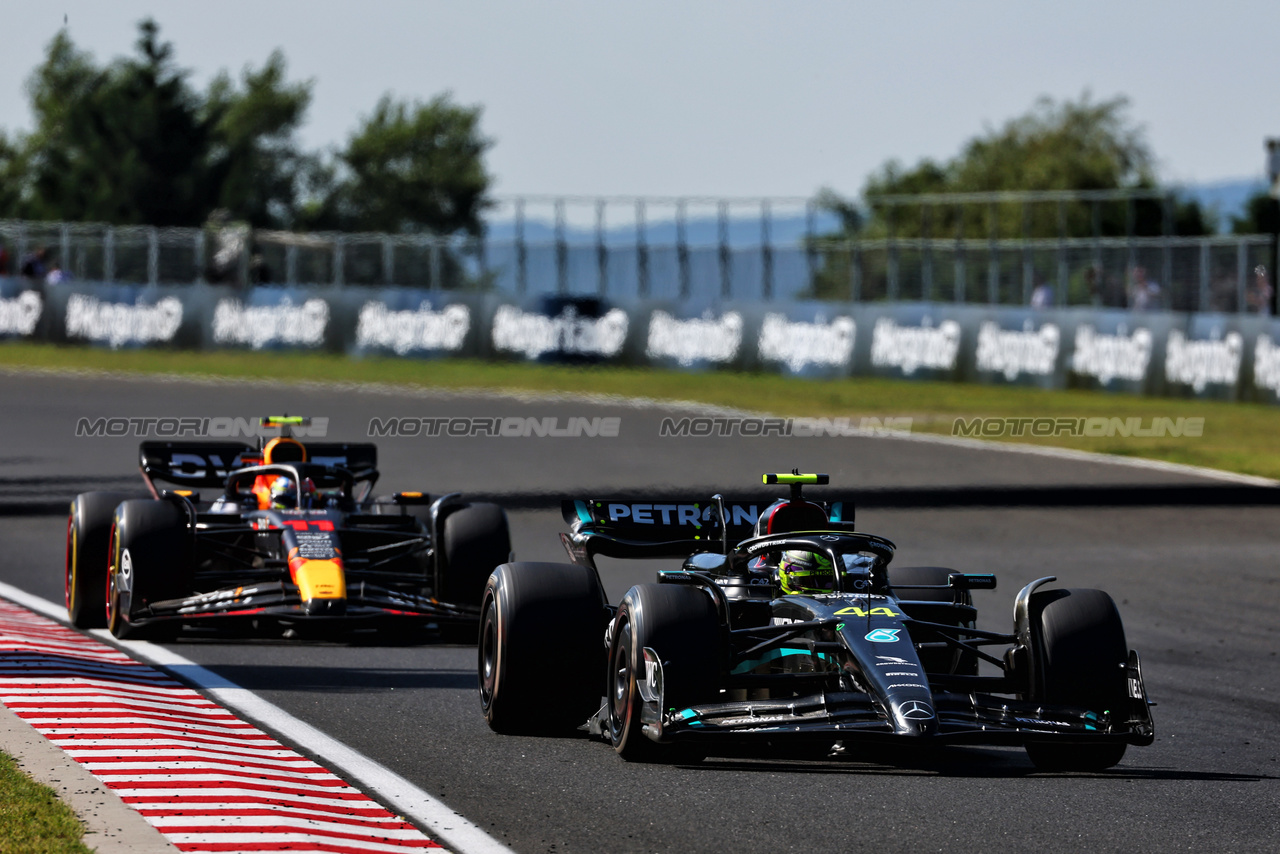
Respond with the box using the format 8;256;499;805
140;442;257;488
140;441;379;489
559;496;853;563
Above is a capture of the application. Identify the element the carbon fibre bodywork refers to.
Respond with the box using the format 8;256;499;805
75;438;507;638
552;488;1155;756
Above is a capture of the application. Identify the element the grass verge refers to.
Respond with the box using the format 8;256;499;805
2;341;1277;480
0;751;90;854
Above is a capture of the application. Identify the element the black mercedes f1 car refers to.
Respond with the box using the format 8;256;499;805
65;417;511;640
478;473;1154;770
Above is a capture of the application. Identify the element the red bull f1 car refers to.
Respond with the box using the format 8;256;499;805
478;473;1154;770
65;417;511;640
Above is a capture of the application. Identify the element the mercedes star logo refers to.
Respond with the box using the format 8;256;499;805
900;700;934;720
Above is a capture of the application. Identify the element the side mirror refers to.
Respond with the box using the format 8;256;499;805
684;552;730;574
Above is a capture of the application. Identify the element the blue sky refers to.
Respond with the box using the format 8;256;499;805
2;1;1276;205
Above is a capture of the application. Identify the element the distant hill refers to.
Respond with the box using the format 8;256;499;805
481;178;1270;245
1180;177;1267;231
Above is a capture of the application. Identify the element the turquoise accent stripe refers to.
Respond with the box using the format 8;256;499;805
829;502;843;523
730;647;830;675
574;500;592;524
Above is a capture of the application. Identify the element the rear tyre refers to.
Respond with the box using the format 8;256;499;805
1024;588;1129;771
479;562;606;734
106;500;191;641
66;492;138;629
442;504;512;608
608;584;720;763
889;566;977;676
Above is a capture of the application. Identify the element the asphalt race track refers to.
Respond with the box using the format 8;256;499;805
1;370;1278;853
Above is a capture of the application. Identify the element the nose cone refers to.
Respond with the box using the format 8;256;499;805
304;597;347;616
893;699;938;736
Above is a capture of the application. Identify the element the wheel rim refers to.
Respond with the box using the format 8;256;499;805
608;615;633;744
479;596;499;711
64;517;76;612
105;522;119;628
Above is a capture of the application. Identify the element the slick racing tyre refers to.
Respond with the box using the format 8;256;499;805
442;503;512;608
608;584;720;763
889;566;977;676
106;499;192;640
1025;588;1129;771
479;562;607;734
66;491;140;629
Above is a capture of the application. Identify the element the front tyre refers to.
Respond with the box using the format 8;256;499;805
607;584;720;762
479;562;606;734
1024;588;1129;771
106;500;191;641
66;491;140;629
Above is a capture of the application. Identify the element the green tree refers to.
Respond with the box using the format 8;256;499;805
826;93;1210;241
23;20;212;226
1231;190;1279;235
307;94;492;236
204;51;314;228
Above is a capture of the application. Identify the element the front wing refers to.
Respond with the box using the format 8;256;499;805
133;581;480;626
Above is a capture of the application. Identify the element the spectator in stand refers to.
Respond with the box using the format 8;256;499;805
1127;265;1161;311
19;246;49;281
1030;281;1053;308
0;242;10;276
45;259;70;285
1247;265;1274;315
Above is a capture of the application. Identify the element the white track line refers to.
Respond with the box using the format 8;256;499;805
0;581;514;854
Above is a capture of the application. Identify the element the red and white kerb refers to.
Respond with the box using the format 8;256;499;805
0;598;442;853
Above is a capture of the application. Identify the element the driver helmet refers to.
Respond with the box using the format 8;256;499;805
778;549;836;594
269;476;296;509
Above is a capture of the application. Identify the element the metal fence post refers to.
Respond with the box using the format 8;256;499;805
676;198;689;300
555;198;567;295
148;227;159;286
430;238;442;292
285;243;297;286
382;237;394;285
596;198;608;297
1021;201;1032;304
60;224;71;281
921;203;933;302
104;227;115;283
1056;200;1067;304
1198;239;1209;312
194;229;206;283
850;241;861;303
515;199;526;296
333;236;344;286
987;202;997;304
954;211;965;304
1237;239;1247;314
636;198;648;299
804;200;816;297
761;198;772;301
718;201;730;299
887;203;899;301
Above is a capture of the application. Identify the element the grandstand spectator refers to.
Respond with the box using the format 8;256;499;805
1030;281;1054;308
0;242;9;276
45;260;70;285
1127;266;1162;311
19;246;48;280
1247;265;1274;315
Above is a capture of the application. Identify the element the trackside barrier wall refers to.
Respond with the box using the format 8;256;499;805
2;278;1278;405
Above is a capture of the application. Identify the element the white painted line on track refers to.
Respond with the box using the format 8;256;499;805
0;581;515;854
